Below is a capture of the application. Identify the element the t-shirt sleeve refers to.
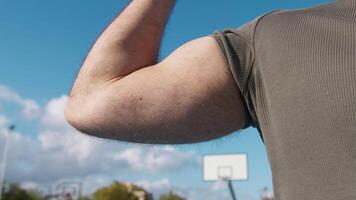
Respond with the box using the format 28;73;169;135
210;10;282;129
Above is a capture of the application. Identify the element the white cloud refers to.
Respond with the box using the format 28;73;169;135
0;115;7;126
136;178;172;195
211;179;226;191
20;181;41;191
0;85;40;119
0;85;19;101
41;95;69;129
21;99;40;119
114;146;197;172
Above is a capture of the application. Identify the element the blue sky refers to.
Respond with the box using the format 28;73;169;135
0;0;334;199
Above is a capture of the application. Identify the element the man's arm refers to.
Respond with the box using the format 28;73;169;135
69;0;176;95
65;0;249;144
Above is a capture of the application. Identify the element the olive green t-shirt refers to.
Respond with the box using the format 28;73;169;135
211;0;356;199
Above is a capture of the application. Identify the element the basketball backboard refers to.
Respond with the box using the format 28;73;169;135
203;154;248;181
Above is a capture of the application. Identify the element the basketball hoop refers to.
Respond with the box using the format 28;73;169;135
203;154;248;200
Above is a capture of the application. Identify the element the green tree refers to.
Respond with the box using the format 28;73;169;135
92;181;152;200
2;183;43;200
79;197;92;200
27;190;43;200
159;192;186;200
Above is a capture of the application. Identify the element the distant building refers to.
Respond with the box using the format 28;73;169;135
121;182;153;200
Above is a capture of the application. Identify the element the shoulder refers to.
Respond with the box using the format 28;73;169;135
255;2;337;31
254;3;336;45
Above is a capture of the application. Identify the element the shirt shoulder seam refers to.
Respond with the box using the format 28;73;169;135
244;9;285;94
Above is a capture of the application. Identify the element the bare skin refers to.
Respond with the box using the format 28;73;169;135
64;0;249;144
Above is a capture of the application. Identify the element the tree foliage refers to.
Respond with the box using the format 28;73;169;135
158;192;186;200
79;197;92;200
1;183;43;200
92;181;152;200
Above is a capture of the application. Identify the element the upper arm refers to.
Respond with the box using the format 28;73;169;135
65;36;249;144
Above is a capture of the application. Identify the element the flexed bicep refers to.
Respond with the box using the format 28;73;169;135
65;36;249;144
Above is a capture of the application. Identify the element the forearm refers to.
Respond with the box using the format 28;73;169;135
70;0;176;97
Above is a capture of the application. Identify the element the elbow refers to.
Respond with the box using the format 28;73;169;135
64;93;119;140
64;97;85;132
64;96;96;135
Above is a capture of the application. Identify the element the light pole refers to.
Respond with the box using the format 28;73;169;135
0;125;15;200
